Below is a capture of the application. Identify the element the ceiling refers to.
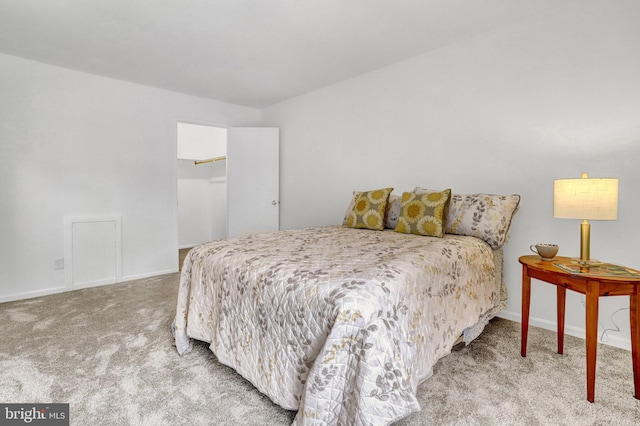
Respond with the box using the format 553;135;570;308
0;0;570;108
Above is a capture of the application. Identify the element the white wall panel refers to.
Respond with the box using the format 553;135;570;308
65;216;122;289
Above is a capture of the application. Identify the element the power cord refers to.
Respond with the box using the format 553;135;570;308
598;296;630;343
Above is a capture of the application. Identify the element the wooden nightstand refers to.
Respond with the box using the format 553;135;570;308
519;255;640;402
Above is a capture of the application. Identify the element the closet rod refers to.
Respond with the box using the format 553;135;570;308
194;155;226;165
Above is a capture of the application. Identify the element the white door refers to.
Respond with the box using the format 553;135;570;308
227;127;279;238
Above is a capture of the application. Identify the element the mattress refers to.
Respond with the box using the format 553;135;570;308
173;226;506;425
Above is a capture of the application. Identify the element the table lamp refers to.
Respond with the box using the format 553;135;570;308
553;172;618;265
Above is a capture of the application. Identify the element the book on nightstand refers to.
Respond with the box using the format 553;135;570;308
553;261;640;278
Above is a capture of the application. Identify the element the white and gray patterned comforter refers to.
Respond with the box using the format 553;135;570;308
173;226;505;425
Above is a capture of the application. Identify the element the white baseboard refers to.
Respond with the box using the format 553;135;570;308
73;277;117;290
120;269;178;282
498;310;631;351
0;286;69;304
178;244;198;250
0;269;178;304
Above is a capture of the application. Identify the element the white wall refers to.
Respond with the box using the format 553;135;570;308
262;0;640;349
0;52;260;302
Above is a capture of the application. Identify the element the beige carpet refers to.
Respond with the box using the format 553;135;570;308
1;272;639;425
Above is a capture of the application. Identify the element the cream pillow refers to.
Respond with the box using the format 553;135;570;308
394;189;451;237
344;188;394;230
384;194;402;229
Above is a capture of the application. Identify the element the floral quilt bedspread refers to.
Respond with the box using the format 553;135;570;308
173;226;504;425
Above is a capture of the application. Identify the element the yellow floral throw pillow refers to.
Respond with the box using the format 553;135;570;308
344;187;393;230
395;189;451;237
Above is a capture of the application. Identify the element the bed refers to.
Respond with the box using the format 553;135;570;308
173;189;520;425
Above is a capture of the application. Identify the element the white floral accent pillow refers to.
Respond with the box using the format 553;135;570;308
414;188;520;249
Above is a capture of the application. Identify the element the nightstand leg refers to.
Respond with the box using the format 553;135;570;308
585;281;599;403
557;286;566;354
521;267;531;357
631;293;640;400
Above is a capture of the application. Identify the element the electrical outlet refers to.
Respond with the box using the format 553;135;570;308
580;295;586;307
54;258;64;270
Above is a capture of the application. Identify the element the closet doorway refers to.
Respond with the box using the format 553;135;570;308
176;123;280;253
177;122;228;249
